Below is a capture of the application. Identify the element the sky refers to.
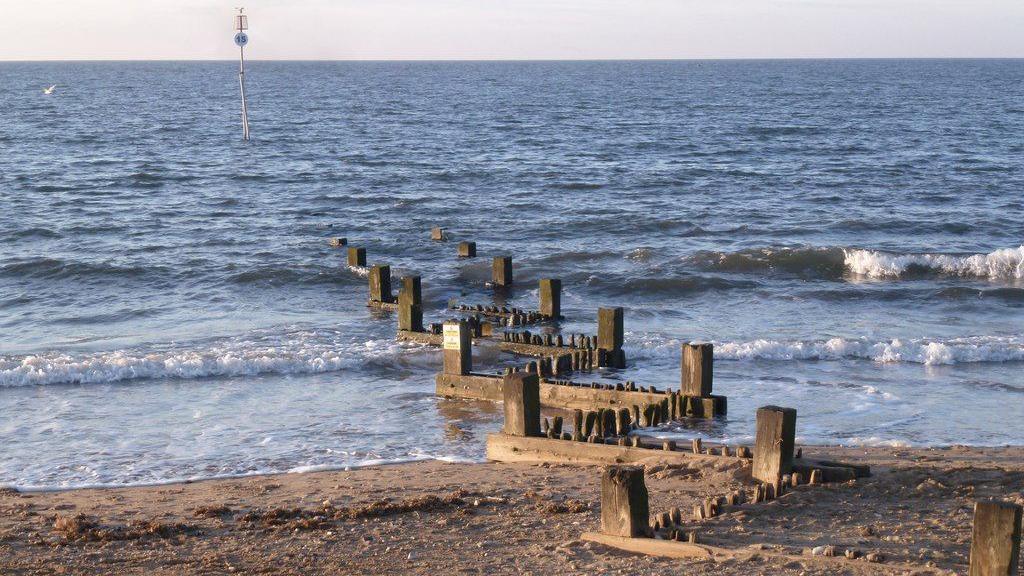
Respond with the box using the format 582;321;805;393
0;0;1022;61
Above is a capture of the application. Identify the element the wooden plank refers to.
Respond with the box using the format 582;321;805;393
436;373;672;411
485;433;733;466
581;533;941;572
580;532;716;560
397;330;441;345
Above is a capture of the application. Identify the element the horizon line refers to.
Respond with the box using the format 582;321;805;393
2;56;1023;64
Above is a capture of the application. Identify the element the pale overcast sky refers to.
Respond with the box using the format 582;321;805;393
0;0;1022;60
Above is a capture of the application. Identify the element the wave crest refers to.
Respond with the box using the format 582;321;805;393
843;246;1024;280
0;329;423;388
715;336;1024;365
631;335;1024;366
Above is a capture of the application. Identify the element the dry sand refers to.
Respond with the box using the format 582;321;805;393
1;445;1022;575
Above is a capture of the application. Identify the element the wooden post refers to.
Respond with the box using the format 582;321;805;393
442;320;472;375
600;466;649;538
458;241;477;258
752;406;797;484
681;343;713;397
400;275;422;307
398;277;423;332
969;500;1022;576
598;307;625;368
328;237;347;247
368;265;392;303
539;279;561;319
492;256;513;287
431;227;445;241
502;372;541;437
347;247;366;267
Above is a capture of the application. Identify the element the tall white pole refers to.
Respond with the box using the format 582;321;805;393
239;44;250;141
235;8;251;141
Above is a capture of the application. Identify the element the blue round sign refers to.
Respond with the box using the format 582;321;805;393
234;32;249;47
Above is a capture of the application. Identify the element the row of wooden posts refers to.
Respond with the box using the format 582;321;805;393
599;462;1022;574
500;370;791;480
336;233;1022;574
498;370;1020;574
351;238;633;373
346;236;723;413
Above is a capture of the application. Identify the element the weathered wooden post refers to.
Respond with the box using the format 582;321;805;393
431;227;446;241
597;307;625;368
400;275;421;307
752;406;797;484
368;265;393;303
681;343;713;397
442;320;472;375
458;241;477;258
398;276;423;332
502;372;541;437
969;500;1022;576
347;247;366;267
328;237;347;247
539;279;561;319
492;256;513;287
600;465;649;538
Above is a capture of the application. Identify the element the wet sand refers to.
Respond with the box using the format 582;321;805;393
1;445;1022;575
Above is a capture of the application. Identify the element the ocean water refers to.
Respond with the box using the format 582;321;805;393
1;60;1023;490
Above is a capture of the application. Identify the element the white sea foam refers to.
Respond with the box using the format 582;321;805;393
629;334;1024;365
715;336;1024;365
843;245;1024;279
0;329;422;388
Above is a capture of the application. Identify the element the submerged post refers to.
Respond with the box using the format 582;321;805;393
539;279;561;319
458;241;477;258
502;372;541;437
969;500;1022;576
233;8;250;141
681;343;713;397
347;247;366;267
368;265;393;303
398;276;423;332
492;256;513;287
752;406;797;484
431;227;446;241
600;466;650;538
442;320;472;375
598;307;625;368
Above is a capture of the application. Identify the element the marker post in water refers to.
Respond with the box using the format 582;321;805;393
234;8;251;141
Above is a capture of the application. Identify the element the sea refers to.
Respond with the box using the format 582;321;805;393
1;60;1022;490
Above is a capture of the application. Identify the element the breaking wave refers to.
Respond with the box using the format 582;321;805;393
0;328;425;388
688;245;1024;281
634;335;1024;366
843;246;1024;280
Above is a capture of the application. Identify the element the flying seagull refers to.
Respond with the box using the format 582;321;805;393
43;85;56;95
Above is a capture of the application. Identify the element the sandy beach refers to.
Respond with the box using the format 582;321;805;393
1;444;1021;575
